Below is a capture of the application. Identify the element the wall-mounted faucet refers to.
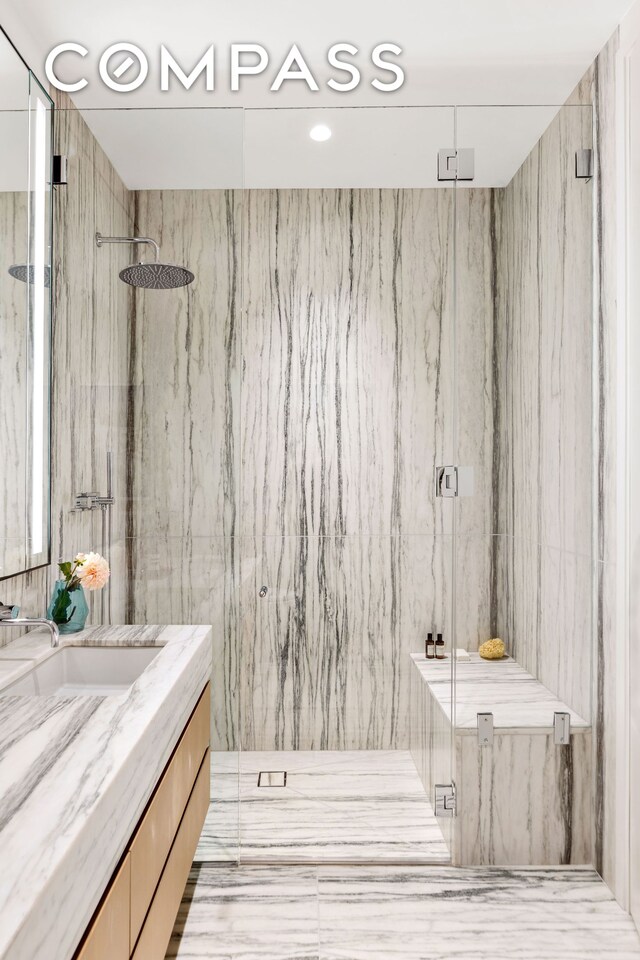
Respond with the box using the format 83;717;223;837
0;606;60;648
73;451;114;625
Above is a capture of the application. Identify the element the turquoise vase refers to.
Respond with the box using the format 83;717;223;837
47;580;89;635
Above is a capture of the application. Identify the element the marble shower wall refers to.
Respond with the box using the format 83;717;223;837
490;51;622;894
127;187;494;751
580;29;619;901
493;102;595;722
0;93;133;629
127;189;241;750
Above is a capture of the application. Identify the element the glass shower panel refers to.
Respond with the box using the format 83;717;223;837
453;104;594;721
75;106;246;863
236;106;457;863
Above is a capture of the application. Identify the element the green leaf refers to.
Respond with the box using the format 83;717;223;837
58;561;73;579
50;587;72;625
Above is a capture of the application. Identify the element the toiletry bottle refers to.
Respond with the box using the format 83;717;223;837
436;633;445;659
426;632;435;659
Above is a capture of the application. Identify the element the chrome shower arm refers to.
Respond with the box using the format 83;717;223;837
95;232;160;262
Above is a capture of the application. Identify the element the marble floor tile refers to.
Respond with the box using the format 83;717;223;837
318;867;640;960
196;750;449;863
166;866;320;960
166;866;640;960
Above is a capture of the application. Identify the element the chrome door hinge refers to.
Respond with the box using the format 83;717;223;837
575;149;593;181
553;711;571;745
435;782;456;818
477;712;494;746
435;465;474;498
437;148;475;182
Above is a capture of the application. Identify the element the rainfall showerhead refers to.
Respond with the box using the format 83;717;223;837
8;263;51;287
119;261;194;290
95;233;194;290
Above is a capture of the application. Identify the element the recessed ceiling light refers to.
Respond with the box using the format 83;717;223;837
310;124;332;142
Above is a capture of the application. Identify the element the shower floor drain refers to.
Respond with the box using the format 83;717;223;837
257;771;287;787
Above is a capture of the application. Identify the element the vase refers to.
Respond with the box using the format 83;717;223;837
47;580;89;635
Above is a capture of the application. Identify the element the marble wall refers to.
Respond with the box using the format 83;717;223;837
490;33;620;894
410;661;453;852
455;728;593;866
0;92;133;631
127;187;494;751
492;102;595;722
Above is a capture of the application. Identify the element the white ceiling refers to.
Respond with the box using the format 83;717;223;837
0;0;634;188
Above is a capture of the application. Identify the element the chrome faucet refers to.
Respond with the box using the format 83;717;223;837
0;605;60;648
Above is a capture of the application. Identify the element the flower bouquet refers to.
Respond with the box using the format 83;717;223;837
47;552;110;634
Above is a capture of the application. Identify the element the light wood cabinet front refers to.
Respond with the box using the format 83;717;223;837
131;753;210;960
72;683;211;960
75;854;131;960
129;687;210;947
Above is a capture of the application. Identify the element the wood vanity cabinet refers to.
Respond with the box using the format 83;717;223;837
74;684;210;960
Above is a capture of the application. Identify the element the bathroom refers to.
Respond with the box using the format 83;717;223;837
1;1;640;957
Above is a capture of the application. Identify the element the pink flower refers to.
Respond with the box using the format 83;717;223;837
76;552;110;591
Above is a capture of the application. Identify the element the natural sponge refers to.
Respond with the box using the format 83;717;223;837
478;637;505;660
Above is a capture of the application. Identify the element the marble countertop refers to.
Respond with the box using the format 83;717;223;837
0;623;212;960
411;653;589;732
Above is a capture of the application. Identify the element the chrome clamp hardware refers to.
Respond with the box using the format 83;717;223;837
477;712;494;746
435;783;456;818
437;148;475;182
554;711;571;745
435;466;474;498
575;149;593;181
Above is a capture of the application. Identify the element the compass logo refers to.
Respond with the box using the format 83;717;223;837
45;42;405;94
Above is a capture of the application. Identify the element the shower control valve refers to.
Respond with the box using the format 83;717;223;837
74;491;114;511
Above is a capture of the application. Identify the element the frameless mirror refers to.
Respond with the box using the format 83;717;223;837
0;28;53;579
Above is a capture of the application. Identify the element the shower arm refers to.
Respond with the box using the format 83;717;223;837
95;232;160;263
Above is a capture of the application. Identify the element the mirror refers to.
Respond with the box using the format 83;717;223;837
0;28;53;579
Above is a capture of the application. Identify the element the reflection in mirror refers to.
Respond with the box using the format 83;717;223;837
0;30;53;580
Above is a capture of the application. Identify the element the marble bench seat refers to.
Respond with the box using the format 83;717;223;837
410;653;589;731
410;652;592;868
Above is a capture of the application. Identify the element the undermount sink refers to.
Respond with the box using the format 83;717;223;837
0;645;161;697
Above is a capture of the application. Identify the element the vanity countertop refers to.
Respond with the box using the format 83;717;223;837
0;623;212;960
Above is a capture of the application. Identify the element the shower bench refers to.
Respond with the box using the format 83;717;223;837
410;653;592;867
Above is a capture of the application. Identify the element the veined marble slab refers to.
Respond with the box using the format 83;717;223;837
197;749;449;862
166;865;640;960
411;653;590;730
0;623;212;960
456;728;593;865
0;658;35;686
409;659;453;853
410;653;592;865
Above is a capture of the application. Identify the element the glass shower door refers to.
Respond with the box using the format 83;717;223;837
450;104;594;866
234;105;458;863
452;103;594;694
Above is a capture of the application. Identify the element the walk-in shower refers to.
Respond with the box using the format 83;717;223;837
95;232;194;289
107;100;595;868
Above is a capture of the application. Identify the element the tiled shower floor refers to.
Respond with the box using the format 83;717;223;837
195;750;450;862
